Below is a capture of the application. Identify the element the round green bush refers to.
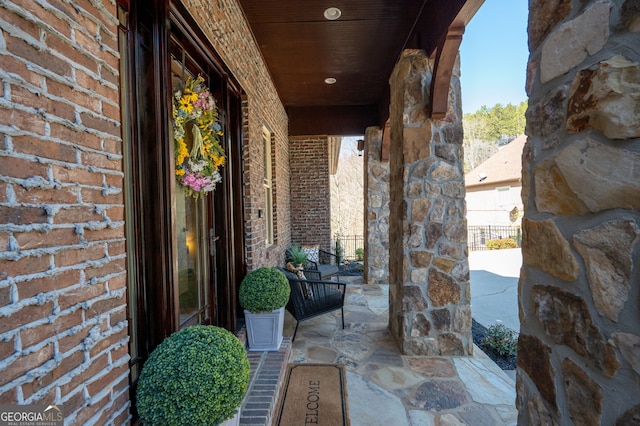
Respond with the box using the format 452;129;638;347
239;267;290;313
136;325;250;426
486;238;518;250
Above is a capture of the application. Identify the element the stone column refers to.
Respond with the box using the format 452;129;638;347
519;1;640;423
387;50;471;356
364;126;390;285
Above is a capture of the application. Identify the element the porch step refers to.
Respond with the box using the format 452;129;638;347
239;336;292;425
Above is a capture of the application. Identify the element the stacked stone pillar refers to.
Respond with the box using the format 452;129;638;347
364;126;390;285
387;50;471;356
519;0;640;423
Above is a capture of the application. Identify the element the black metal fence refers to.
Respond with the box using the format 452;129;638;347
334;234;364;261
468;225;522;251
333;228;520;256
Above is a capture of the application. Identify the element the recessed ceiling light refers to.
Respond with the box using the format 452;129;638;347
324;77;337;85
323;7;341;20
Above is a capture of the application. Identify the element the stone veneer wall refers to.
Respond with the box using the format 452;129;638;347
387;50;471;356
518;0;640;423
289;136;332;252
364;126;390;284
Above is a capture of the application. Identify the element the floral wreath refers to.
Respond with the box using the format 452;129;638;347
172;75;225;199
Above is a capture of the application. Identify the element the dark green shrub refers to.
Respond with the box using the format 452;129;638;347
136;325;250;426
482;324;518;356
334;238;344;264
354;248;364;261
486;238;518;250
239;267;290;313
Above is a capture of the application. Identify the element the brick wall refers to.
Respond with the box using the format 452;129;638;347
0;0;129;424
1;0;299;421
185;0;291;269
289;136;332;251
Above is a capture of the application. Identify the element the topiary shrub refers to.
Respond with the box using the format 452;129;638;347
239;267;290;313
486;238;518;250
136;325;250;426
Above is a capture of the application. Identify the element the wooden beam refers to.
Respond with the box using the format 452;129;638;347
427;0;485;118
430;26;464;119
404;0;465;54
381;119;391;162
451;0;486;28
287;105;379;137
328;136;341;175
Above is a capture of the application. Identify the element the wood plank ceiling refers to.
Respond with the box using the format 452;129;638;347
238;0;483;136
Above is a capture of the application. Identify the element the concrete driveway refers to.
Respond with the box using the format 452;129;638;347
468;248;521;333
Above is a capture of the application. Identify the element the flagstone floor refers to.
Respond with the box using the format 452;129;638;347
283;276;518;426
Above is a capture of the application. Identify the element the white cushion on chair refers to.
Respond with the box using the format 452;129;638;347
301;245;319;263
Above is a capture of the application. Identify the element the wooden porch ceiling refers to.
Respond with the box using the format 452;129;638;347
238;0;484;136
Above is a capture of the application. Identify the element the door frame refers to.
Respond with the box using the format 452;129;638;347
122;0;247;405
169;2;247;332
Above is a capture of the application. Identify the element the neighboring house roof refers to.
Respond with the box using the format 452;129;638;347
465;134;527;188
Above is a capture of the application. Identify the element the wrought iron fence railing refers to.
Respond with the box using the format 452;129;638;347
468;225;522;251
333;228;520;257
333;234;364;261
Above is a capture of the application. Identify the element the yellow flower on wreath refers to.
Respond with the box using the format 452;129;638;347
211;155;225;169
172;74;226;198
176;138;189;166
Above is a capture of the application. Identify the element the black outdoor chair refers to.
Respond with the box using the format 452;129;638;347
277;267;346;341
304;248;340;280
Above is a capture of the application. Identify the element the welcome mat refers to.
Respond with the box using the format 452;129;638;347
273;363;350;426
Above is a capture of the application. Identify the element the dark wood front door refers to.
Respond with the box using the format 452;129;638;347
120;0;246;414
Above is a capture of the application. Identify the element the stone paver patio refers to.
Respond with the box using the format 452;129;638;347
283;275;518;426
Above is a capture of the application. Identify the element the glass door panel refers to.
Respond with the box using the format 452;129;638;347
171;45;214;329
175;192;209;327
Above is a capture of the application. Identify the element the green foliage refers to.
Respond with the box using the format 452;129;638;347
486;238;518;250
285;245;308;266
464;101;527;142
462;101;527;171
239;267;291;313
334;238;344;264
482;324;518;356
354;248;364;261
136;325;250;426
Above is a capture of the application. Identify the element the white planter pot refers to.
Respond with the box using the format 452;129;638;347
244;307;285;351
221;409;240;426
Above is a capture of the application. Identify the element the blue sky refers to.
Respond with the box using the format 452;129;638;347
459;0;529;114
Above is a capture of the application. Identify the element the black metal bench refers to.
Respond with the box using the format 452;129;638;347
277;267;346;341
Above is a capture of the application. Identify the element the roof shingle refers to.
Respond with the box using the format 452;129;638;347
465;135;527;188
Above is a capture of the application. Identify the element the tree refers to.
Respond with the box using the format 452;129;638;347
463;101;527;171
463;116;498;172
330;140;364;238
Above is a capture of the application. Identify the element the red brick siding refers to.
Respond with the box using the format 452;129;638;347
185;1;291;269
1;0;301;423
0;1;129;424
289;136;332;251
